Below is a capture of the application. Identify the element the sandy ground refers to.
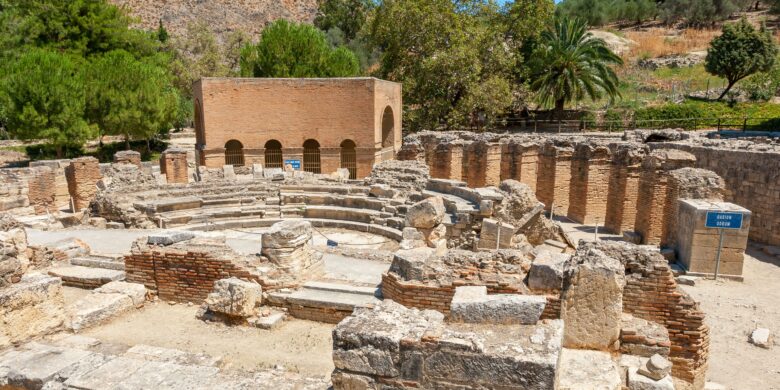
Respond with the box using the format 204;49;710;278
680;243;780;390
76;302;335;377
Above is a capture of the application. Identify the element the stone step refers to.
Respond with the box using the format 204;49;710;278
303;281;380;297
70;255;125;271
68;292;134;332
268;286;381;312
48;266;125;289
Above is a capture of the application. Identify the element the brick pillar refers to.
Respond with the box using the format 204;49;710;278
536;142;573;215
28;166;56;214
500;140;513;182
604;144;646;234
567;143;612;225
113;150;141;167
515;142;540;193
431;142;463;180
65;157;102;211
160;148;189;184
663;168;725;248
634;150;696;245
463;141;501;188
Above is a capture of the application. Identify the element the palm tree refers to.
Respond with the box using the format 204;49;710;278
529;16;623;116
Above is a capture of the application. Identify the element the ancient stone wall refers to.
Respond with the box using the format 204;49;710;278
30;160;71;209
113;150;142;167
567;143;611;225
634;150;696;245
656;142;780;246
65;157;102;211
462;141;501;187
604;143;647;234
27;166;57;214
662;168;724;248
535;142;573;214
0;167;57;215
500;140;540;193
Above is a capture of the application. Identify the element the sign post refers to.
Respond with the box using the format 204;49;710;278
704;211;744;280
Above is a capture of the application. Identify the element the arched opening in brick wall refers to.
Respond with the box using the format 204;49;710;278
340;139;357;179
381;106;394;148
303;139;321;174
264;140;283;169
194;100;205;165
224;140;245;167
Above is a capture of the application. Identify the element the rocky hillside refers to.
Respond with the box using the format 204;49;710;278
110;0;318;40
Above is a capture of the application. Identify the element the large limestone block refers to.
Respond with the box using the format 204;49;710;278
450;286;546;325
262;220;313;249
204;278;261;318
68;292;134;332
528;252;570;291
405;196;446;229
0;274;66;348
0;219;29;287
561;247;626;350
559;348;622;390
95;281;147;307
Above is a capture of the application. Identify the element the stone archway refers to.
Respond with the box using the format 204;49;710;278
224;139;245;167
303;139;321;174
264;140;283;169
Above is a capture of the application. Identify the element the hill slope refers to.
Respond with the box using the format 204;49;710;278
110;0;318;39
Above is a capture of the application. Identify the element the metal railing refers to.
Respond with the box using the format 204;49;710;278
340;148;357;179
265;148;283;169
493;116;780;133
303;147;321;174
224;148;245;167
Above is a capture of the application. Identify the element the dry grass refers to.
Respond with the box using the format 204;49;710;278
624;28;720;60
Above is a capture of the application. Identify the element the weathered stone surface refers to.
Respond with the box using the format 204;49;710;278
0;215;29;287
449;286;546;325
405;196;446;229
399;227;427;250
95;281;147;307
561;247;626;350
638;354;672;381
147;231;195;246
0;274;66;348
620;314;671;358
0;342;93;389
749;328;772;349
204;278;261;318
387;247;435;281
68;292;134;332
262;220;313;249
528;252;569;291
559;348;622;390
332;300;563;390
628;367;675;390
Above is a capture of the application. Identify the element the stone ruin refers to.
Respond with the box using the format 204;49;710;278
337;239;709;389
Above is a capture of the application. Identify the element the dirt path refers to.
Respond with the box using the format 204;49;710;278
78;302;335;377
680;243;780;389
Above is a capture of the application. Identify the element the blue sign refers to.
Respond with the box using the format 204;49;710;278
327;239;338;248
705;211;743;229
284;159;301;170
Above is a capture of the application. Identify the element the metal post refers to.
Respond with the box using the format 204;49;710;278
550;202;555;221
714;228;724;280
594;218;599;241
496;221;501;250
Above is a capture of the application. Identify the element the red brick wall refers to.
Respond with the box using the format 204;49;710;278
160;150;189;184
567;144;611;225
65;157;102;211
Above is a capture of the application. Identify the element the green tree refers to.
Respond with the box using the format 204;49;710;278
157;19;169;43
660;0;739;27
85;50;178;150
705;19;777;100
240;20;359;77
314;0;374;41
167;22;231;99
368;0;540;130
0;0;159;59
0;49;94;157
529;16;623;114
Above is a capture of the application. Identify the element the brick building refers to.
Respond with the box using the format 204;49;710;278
192;77;402;179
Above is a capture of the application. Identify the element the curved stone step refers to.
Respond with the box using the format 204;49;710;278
70;255;125;271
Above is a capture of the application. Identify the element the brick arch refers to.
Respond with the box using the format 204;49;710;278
303;139;321;174
340;139;357;179
381;106;394;148
264;140;283;169
224;139;245;167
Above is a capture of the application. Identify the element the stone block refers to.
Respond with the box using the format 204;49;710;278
0;274;66;348
450;286;546;325
222;165;236;180
249;312;286;330
0;342;93;389
261;220;313;249
95;281;146;307
204;278;261;318
477;218;515;249
528;252;569;291
559;348;622;390
68;292;134;332
387;247;435;281
369;184;397;199
749;328;771;349
405;196;446;229
252;164;263;179
561;247;625;350
147;231;195;246
637;354;672;381
627;368;675;390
